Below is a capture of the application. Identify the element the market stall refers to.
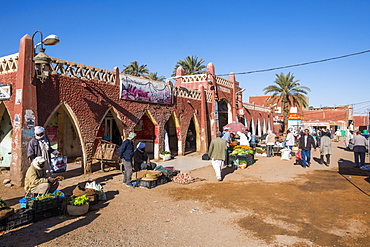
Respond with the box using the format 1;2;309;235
228;145;254;169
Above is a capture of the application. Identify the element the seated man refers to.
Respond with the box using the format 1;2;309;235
24;156;59;196
133;142;156;171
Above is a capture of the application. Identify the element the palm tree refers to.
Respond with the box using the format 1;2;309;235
122;61;149;77
263;72;310;132
145;72;166;82
172;56;206;76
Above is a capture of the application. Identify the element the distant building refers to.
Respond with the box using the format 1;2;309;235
249;96;352;131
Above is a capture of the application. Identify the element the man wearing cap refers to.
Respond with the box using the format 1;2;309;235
118;132;137;187
24;156;59;196
27;126;60;176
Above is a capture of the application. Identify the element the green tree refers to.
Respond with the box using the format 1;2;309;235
145;72;166;82
172;56;206;76
263;72;310;132
122;61;149;77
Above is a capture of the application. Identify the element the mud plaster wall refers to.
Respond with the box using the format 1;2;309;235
35;75;201;158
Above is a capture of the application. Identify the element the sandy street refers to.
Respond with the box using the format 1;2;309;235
1;140;369;247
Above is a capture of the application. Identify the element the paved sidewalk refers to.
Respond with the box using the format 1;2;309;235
152;152;211;173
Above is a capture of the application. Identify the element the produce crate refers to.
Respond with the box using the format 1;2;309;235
0;209;33;231
229;154;254;166
136;179;157;189
33;207;60;222
157;175;169;186
28;195;60;213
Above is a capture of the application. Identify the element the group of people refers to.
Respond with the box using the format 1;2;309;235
24;124;368;191
118;132;156;187
25;126;60;196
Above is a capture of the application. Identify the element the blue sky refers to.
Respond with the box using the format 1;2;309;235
1;0;370;115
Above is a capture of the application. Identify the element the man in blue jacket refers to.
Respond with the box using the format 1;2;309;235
118;132;136;187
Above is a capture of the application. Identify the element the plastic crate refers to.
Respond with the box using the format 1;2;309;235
29;195;60;213
0;209;33;231
33;207;60;222
229;154;254;165
19;197;35;209
137;179;157;189
157;175;169;186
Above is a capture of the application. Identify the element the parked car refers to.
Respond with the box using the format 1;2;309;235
348;133;369;151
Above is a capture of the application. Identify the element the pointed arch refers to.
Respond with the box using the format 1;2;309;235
96;107;124;145
218;98;231;131
142;110;159;160
44;102;86;170
0;102;13;167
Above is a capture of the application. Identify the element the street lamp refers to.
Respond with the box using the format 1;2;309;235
31;31;60;83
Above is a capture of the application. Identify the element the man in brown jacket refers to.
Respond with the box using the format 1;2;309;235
208;131;227;181
24;156;59;196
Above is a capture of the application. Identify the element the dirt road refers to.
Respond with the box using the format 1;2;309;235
1;141;369;246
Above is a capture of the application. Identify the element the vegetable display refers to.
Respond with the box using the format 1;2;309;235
54;191;64;197
172;173;197;184
70;195;90;206
230;148;254;156
0;198;6;208
32;194;56;201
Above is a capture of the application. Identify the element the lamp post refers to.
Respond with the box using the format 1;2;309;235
31;30;60;83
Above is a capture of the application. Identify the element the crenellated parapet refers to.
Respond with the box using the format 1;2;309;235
0;53;19;74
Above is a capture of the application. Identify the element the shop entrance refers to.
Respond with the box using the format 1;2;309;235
0;104;12;167
96;111;123;146
218;99;229;131
165;114;179;156
45;105;83;160
134;113;155;155
185;118;197;154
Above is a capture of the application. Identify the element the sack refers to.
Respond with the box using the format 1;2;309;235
50;156;67;173
280;148;291;160
85;181;106;201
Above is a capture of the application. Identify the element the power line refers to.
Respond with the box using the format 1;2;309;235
217;49;370;77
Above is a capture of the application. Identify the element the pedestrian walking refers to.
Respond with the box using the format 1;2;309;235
265;130;276;157
298;129;316;168
118;132;136;187
319;132;332;166
335;129;341;142
352;130;367;168
285;130;295;151
344;128;352;150
208;131;227;181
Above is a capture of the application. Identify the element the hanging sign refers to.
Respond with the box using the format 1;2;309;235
120;75;172;104
0;85;11;100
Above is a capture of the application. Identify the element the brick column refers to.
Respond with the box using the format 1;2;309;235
229;72;237;122
10;35;37;186
199;85;208;153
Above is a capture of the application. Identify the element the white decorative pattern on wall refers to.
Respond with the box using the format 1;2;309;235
0;53;18;74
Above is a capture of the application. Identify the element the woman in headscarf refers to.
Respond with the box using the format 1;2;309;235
133;142;156;171
27;126;59;176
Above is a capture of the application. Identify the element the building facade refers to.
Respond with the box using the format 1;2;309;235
0;34;273;186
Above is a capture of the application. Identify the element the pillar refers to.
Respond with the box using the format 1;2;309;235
10;35;38;186
199;85;208;153
229;72;237;122
207;63;218;140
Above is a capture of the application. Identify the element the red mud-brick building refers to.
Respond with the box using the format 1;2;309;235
0;34;273;186
249;96;353;132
